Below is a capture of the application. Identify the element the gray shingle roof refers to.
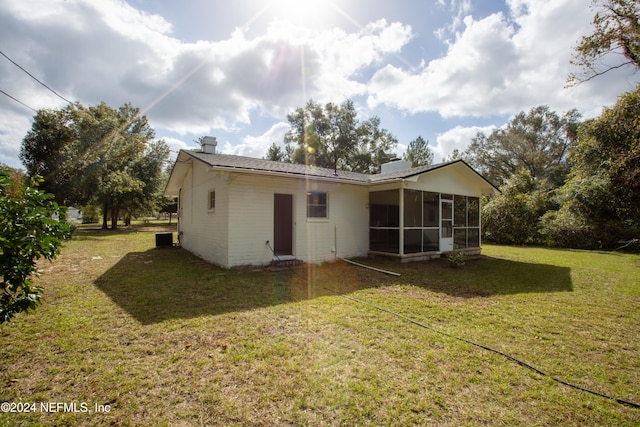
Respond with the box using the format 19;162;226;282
186;151;370;182
181;150;497;190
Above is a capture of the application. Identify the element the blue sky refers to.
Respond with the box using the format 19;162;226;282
1;0;638;169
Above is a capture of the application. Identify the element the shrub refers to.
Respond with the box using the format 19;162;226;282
446;247;466;268
81;204;100;224
0;172;71;323
481;171;557;246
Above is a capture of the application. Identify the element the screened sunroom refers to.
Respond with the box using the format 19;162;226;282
369;188;480;259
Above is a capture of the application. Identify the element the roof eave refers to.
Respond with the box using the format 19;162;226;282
208;165;371;185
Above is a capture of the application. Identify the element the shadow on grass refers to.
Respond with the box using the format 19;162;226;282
95;247;573;324
75;222;177;235
94;247;357;324
365;255;573;297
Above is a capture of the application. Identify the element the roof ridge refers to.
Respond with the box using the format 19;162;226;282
180;151;487;187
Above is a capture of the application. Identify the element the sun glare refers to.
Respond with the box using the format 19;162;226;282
267;0;336;27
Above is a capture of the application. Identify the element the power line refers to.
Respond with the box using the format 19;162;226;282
0;49;74;105
0;88;37;113
267;248;640;409
325;281;640;409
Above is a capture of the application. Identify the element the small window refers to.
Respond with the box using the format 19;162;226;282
208;190;216;210
307;191;327;218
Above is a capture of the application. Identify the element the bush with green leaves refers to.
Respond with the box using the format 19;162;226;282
0;171;71;323
482;170;557;245
446;247;466;268
540;86;640;249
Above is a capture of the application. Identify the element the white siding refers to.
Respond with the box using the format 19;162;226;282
226;173;369;267
178;162;230;267
404;165;489;197
173;158;492;268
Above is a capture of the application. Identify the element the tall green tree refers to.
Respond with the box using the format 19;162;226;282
403;136;434;167
20;106;78;204
568;0;640;85
0;171;71;323
542;86;640;248
352;117;398;173
20;102;168;230
122;139;171;224
465;106;581;187
283;99;397;173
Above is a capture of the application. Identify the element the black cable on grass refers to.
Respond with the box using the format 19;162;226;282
323;285;640;410
263;246;639;409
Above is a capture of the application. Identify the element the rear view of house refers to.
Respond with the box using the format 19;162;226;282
164;137;498;268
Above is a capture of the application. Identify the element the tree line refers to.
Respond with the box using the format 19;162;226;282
466;0;640;250
464;97;639;249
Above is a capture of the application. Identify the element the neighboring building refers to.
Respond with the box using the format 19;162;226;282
164;137;499;268
67;206;82;222
52;206;81;222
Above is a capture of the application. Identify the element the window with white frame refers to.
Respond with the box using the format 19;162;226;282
208;190;216;210
307;191;328;218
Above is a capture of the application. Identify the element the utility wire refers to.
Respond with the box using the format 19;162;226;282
0;49;73;105
0;88;37;113
264;246;640;409
327;286;640;409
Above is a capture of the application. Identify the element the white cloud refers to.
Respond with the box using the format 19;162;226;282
221;122;290;158
434;0;473;42
0;111;31;168
163;136;195;152
433;125;496;162
367;0;637;119
368;12;519;117
0;0;414;156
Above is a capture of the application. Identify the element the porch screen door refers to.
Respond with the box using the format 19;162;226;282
440;197;454;252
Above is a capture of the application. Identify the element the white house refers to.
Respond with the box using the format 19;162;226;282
164;137;499;268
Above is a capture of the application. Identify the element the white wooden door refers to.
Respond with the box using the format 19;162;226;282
440;197;454;252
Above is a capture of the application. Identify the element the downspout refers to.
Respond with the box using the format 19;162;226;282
177;188;182;246
334;224;337;261
479;194;484;249
399;185;404;257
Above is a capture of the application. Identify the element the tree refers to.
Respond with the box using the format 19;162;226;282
283;99;398;173
465;106;581;187
542;86;640;248
445;149;464;162
77;103;157;229
20;106;78;204
403;136;434;167
159;197;177;224
118;139;171;225
20;102;168;230
265;143;287;162
0;171;71;323
0;163;27;196
482;170;556;245
352;116;398;173
568;0;640;85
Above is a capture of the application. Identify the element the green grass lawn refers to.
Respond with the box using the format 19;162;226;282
1;223;638;426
